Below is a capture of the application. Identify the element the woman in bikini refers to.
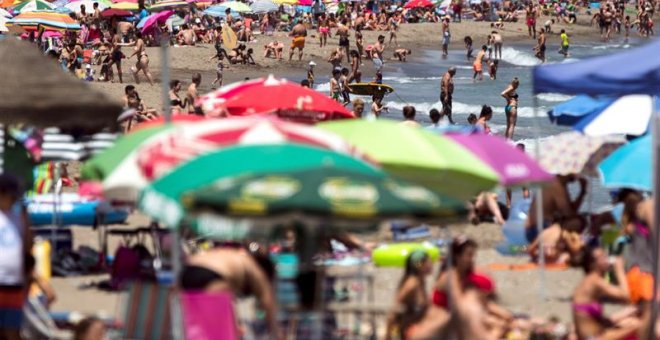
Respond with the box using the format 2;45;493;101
128;32;154;86
572;247;640;339
385;250;433;340
501;77;519;139
168;79;184;114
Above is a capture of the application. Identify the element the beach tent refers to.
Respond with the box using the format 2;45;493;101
549;95;657;136
533;39;660;336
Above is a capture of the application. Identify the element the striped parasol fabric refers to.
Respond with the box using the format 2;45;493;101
8;10;81;30
148;0;188;11
109;1;137;9
10;0;55;13
250;0;277;13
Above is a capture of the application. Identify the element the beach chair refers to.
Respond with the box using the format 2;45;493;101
122;281;173;340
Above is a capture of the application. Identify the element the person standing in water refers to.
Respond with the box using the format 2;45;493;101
472;45;487;82
559;29;570;58
440;67;456;125
501;77;519;139
491;30;502;59
534;28;546;62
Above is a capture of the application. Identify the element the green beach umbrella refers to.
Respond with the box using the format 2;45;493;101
11;0;55;14
80;120;189;202
182;168;467;226
138;144;383;228
317;120;499;200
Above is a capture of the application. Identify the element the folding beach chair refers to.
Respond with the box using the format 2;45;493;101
122;282;174;340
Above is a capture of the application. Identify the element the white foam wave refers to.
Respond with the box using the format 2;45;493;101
500;47;541;67
315;82;330;92
383;76;442;84
535;93;574;102
386;100;546;118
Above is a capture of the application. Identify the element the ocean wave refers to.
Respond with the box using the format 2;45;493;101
315;82;331;92
383;76;442;84
535;93;574;102
500;47;541;67
386;100;546;118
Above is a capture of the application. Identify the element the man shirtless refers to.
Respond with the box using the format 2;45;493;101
117;21;133;43
526;4;537;39
440;66;456;124
393;48;411;61
473;45;487;81
177;24;196;45
525;174;587;243
371;35;385;71
490;30;502;59
264;41;284;59
289;21;307;61
534;28;546;62
187;73;202;114
335;19;350;63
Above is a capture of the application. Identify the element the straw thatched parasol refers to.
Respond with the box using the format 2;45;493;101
0;39;122;132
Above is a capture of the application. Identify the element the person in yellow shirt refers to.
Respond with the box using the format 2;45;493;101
559;29;570;57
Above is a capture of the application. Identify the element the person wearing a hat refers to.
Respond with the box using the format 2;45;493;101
307;61;316;88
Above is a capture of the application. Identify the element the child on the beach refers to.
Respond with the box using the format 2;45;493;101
393;48;411;62
307;61;315;88
467;113;477;125
464;36;473;60
558;29;570;57
330;68;342;102
624;16;631;41
371;92;387;118
340;67;350;104
374;70;383;84
489;59;498;80
209;51;227;88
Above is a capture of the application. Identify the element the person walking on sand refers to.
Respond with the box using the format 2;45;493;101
501;77;519;139
534;28;546;62
108;28;124;83
526;3;537;39
289;20;307;61
440;67;456;124
558;29;570;58
473;45;487;82
128;32;154;86
441;15;451;57
336;19;350;63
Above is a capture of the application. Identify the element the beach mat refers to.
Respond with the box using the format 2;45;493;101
487;263;569;271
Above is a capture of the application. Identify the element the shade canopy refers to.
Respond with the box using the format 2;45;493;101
533;39;660;95
0;39;121;131
599;134;651;191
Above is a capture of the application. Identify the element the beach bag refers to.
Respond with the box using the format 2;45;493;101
109;245;142;290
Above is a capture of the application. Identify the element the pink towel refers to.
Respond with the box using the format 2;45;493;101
181;291;238;340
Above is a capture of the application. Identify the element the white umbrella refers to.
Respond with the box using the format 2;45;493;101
0;16;8;32
250;0;278;13
64;0;108;12
0;8;12;18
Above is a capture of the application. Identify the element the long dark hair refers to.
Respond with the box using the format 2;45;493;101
398;250;429;288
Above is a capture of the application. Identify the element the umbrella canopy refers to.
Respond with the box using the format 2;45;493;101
0;39;120;131
100;7;132;17
203;5;241;17
0;7;12;16
213;1;250;12
136;116;367;181
182;168;467;225
198;76;355;123
250;0;277;13
404;0;433;8
0;15;7;30
533;39;660;96
80;119;196;202
298;0;311;5
65;0;109;12
318;120;499;200
272;0;296;4
10;0;55;13
534;132;625;176
165;13;183;28
8;10;80;30
110;2;138;10
445;133;553;187
599;134;650;191
148;0;188;11
139;9;172;32
549;95;655;137
138;144;383;227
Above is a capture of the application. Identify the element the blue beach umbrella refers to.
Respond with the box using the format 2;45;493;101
599;134;651;191
549;95;656;136
203;6;241;18
250;0;278;13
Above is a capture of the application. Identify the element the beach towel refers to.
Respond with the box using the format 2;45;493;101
487;263;569;271
180;291;238;340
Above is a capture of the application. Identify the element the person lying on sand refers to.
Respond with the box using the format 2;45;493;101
467;192;507;225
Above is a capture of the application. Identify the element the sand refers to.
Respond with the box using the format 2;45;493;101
47;14;616;334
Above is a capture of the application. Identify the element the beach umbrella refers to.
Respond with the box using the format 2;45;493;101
202;5;240;17
10;0;55;13
181;168;467;228
139;9;172;32
297;0;312;5
0;0;15;9
403;0;433;8
548;95;656;137
0;39;119;131
110;1;138;10
8;10;80;30
213;1;250;12
136;116;368;181
533;132;625;176
64;0;109;12
138;144;383;227
599;134;651;191
198;76;355;123
318;120;499;201
0;15;7;30
250;0;277;13
100;7;132;17
148;0;188;11
272;0;296;5
444;132;553;187
0;7;12;16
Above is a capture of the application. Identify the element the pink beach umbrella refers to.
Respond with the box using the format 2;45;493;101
445;132;553;187
298;0;312;5
140;9;173;33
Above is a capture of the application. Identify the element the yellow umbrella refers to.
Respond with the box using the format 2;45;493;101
110;2;138;10
272;0;296;5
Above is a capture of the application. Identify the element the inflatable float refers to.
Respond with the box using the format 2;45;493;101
26;193;129;226
372;241;440;267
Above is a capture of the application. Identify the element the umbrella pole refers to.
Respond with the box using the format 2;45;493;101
649;97;659;339
533;95;546;301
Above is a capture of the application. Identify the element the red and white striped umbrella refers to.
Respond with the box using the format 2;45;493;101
136;116;368;180
196;75;355;124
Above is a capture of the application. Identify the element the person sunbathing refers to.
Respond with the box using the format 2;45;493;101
573;247;640;339
528;218;584;265
468;192;507;225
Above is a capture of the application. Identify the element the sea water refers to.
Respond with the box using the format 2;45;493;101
315;37;642;207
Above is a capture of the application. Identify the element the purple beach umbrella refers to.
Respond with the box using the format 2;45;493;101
445;133;553;187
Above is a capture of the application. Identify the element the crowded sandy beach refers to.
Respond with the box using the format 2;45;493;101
0;0;659;338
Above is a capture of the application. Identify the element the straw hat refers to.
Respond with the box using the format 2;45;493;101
0;39;121;132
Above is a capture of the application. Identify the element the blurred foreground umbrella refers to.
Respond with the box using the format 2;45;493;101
100;7;132;17
8;10;80;30
318;120;499;200
10;0;55;14
0;39;121;131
